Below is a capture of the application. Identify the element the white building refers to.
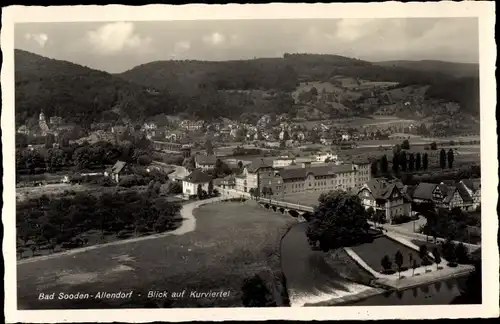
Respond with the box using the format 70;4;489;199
182;170;213;197
272;157;296;169
315;152;338;163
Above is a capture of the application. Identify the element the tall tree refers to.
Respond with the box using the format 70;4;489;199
408;153;415;172
392;154;399;173
381;255;392;274
419;245;429;270
393;144;401;156
205;139;214;156
370;160;378;177
380;155;389;174
197;184;203;200
422;153;429;170
447;148;455;169
432;248;442;270
208;180;214;196
439;149;447;169
401;139;410;150
415;152;422;171
395;250;404;278
399;151;407;172
306;191;370;251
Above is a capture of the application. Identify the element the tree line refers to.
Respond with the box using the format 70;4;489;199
17;189;181;258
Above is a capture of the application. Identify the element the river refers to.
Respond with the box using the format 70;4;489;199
281;223;375;306
280;223;469;306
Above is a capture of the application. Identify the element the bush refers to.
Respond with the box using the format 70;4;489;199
118;174;149;187
391;214;412;225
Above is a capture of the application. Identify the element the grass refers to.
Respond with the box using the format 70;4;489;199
17;201;296;309
351;236;424;274
282;191;323;207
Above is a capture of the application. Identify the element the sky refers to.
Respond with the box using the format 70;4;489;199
15;18;479;74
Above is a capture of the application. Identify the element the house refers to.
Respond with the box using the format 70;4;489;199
357;179;412;223
143;121;157;131
315;152;338;163
411;181;480;211
194;154;217;171
106;160;131;182
235;158;277;195
272;157;296;169
182;170;213;197
214;175;236;190
180;120;205;131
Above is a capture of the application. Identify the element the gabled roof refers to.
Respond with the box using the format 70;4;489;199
111;161;127;174
412;182;438;201
456;182;473;202
461;179;481;192
195;154;217;165
362;179;401;201
183;169;213;184
247;158;274;173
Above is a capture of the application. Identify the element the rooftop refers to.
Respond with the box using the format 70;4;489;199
183;169;213;184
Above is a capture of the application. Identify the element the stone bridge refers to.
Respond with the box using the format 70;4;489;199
256;198;314;222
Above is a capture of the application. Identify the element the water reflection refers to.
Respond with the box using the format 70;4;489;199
347;279;463;306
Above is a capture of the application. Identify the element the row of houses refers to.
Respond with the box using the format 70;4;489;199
357;178;481;223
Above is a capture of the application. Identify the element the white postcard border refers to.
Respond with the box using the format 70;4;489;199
2;2;498;322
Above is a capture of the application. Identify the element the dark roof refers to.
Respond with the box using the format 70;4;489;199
247;158;274;173
183;170;213;184
362;179;400;201
442;186;457;204
111;161;127;174
195;155;217;165
456;182;473;202
279;164;354;181
412;182;438;201
461;179;480;192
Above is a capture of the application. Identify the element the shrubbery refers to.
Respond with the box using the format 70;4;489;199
391;214;412;225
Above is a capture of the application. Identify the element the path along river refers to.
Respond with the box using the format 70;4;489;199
280;223;467;306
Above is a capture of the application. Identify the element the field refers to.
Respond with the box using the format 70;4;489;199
282;191;324;207
17;201;295;309
351;236;424;274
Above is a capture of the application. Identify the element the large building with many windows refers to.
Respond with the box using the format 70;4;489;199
233;159;371;198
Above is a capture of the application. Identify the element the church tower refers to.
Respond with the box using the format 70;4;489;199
39;111;50;136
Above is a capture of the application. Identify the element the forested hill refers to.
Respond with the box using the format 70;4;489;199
117;53;459;92
15;50;480;126
14;49;188;126
375;60;479;78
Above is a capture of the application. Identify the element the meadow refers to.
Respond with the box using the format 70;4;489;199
17;201;295;309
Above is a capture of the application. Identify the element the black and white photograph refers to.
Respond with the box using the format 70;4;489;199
2;3;498;322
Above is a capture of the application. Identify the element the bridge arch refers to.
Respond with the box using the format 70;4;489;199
302;212;313;221
288;210;299;218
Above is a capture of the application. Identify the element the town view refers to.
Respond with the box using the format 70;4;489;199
14;18;481;309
